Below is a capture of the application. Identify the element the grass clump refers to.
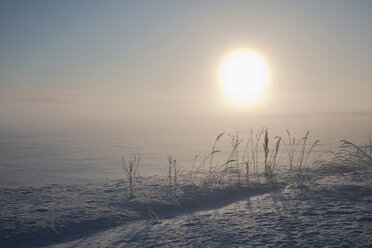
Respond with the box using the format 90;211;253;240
282;131;319;187
282;131;319;170
118;129;371;209
122;156;140;199
163;156;182;194
189;129;283;192
263;128;281;176
243;129;265;179
188;133;224;192
328;139;372;170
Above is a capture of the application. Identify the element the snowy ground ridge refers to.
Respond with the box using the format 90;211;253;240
2;165;371;247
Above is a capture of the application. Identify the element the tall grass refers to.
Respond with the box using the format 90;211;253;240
249;128;265;177
263;128;281;176
226;129;265;182
282;131;319;170
226;132;243;180
282;131;320;186
188;133;224;192
121;129;371;199
208;133;225;185
209;133;225;170
163;156;182;193
122;156;140;199
330;139;372;169
187;128;284;191
192;150;222;192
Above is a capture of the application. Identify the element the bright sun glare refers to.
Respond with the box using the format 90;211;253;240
219;50;269;107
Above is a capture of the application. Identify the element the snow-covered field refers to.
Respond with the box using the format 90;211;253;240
1;167;371;247
53;171;372;248
1;113;372;247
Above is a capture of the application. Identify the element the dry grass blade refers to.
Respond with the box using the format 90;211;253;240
122;156;140;199
263;128;269;175
328;139;372;169
340;140;372;162
149;207;159;224
297;131;309;168
197;150;221;171
164;156;182;193
209;133;225;168
304;140;320;166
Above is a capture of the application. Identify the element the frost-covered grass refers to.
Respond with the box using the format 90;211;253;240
121;156;140;199
161;156;182;194
328;139;372;171
263;128;281;176
163;129;321;193
1;129;371;247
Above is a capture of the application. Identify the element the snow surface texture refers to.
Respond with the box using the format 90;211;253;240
1;169;371;247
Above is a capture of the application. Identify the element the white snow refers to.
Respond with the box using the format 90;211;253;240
1;168;371;247
1;113;371;247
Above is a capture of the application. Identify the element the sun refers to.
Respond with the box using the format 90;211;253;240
219;50;269;107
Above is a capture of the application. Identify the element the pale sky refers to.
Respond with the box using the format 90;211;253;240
1;0;372;119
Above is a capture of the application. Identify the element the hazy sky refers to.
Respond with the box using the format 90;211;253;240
1;0;372;118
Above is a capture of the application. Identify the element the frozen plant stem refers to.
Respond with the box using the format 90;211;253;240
209;133;224;171
263;128;281;176
45;212;58;235
250;129;264;177
282;131;319;186
122;156;140;199
165;156;181;193
149;207;159;224
263;128;269;175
